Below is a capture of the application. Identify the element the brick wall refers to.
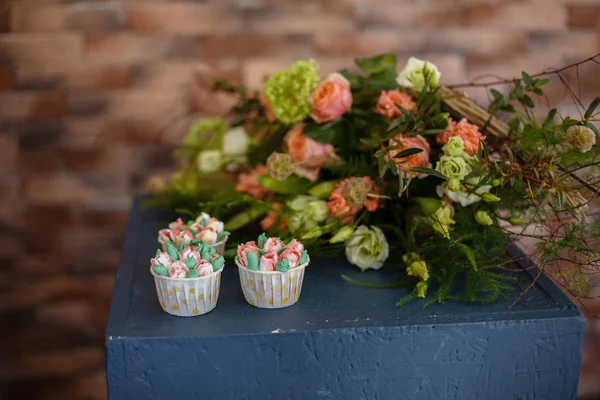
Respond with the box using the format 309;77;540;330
1;0;599;399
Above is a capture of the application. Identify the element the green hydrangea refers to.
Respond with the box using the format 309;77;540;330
263;59;320;124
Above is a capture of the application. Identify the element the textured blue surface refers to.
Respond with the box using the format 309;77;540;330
106;197;585;400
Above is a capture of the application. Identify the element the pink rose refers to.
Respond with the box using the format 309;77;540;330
169;260;189;278
436;117;486;155
158;229;174;245
311;73;352;123
196;259;214;276
168;218;186;231
327;176;380;224
237;242;259;268
236;164;272;200
259;203;286;232
259;251;278;272
151;252;172;268
180;247;201;264
286;124;338;181
387;134;431;178
278;239;304;269
199;228;218;245
262;237;285;253
374;89;417;119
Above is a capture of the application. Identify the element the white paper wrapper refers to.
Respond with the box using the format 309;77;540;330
151;267;223;317
160;237;228;255
236;259;308;309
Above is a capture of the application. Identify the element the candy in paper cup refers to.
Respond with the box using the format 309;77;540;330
236;259;308;309
160;238;228;255
151;267;223;317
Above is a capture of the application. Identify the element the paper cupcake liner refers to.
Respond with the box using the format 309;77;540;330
151;268;222;317
160;238;228;255
236;260;308;309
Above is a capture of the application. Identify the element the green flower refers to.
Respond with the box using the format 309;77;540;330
475;210;493;226
345;225;389;271
442;136;465;157
396;57;441;92
266;152;295;181
222;126;250;165
406;260;429;282
436;155;471;181
197;150;223;173
482;193;501;203
447;178;461;192
184;118;227;150
287;195;329;234
263;59;321;124
509;216;527;225
431;205;455;238
330;226;355;244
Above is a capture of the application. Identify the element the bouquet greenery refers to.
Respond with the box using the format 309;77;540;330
150;53;600;307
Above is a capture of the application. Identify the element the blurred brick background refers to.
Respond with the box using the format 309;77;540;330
1;0;600;399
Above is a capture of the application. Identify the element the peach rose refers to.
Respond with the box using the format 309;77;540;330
374;89;417;119
260;90;277;122
311;73;352;123
436;118;486;155
260;203;285;231
196;259;214;276
328;176;379;223
262;237;285;253
180;247;201;264
237;241;259;268
168;218;186;231
236;164;271;200
388;134;431;178
151;252;172;268
168;260;189;278
259;251;278;272
278;239;304;269
286;124;338;181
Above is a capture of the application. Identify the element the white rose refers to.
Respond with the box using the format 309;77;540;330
566;125;596;153
222;126;250;158
397;57;441;92
438;179;492;207
345;225;389;271
197;150;223;173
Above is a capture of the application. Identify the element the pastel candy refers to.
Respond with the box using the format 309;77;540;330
212;256;225;271
299;250;309;265
246;251;260;271
276;259;290;272
187;269;200;278
153;265;169;276
217;231;230;242
165;241;180;261
257;232;267;249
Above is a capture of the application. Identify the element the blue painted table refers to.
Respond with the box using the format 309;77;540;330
106;197;585;400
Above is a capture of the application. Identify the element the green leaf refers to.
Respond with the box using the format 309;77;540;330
303;121;339;143
490;89;504;101
544;109;557;126
416;75;432;107
258;174;314;195
393;148;423;159
419;128;448;135
522;71;534;87
355;53;396;75
410;167;447;180
225;207;268;231
153;266;169;277
584;97;600;119
165;241;179;261
518;94;534;108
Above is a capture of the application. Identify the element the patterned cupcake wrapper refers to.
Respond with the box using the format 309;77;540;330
160;238;227;255
152;268;222;317
236;260;308;309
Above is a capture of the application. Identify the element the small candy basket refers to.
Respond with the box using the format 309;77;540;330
151;241;224;317
158;213;229;255
236;234;309;309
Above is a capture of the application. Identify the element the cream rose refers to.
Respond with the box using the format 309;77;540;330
345;225;389;271
397;57;441;92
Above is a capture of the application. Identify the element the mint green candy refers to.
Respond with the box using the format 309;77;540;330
257;232;267;249
246;252;259;271
155;249;161;257
165;241;179;261
187;219;195;226
276;259;290;272
184;257;196;269
207;245;216;256
217;231;230;242
153;265;169;276
299;250;309;266
200;244;212;261
187;269;200;278
212;256;224;271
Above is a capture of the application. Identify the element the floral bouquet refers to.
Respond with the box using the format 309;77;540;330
151;240;224;316
152;53;600;307
158;213;230;254
235;233;309;309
